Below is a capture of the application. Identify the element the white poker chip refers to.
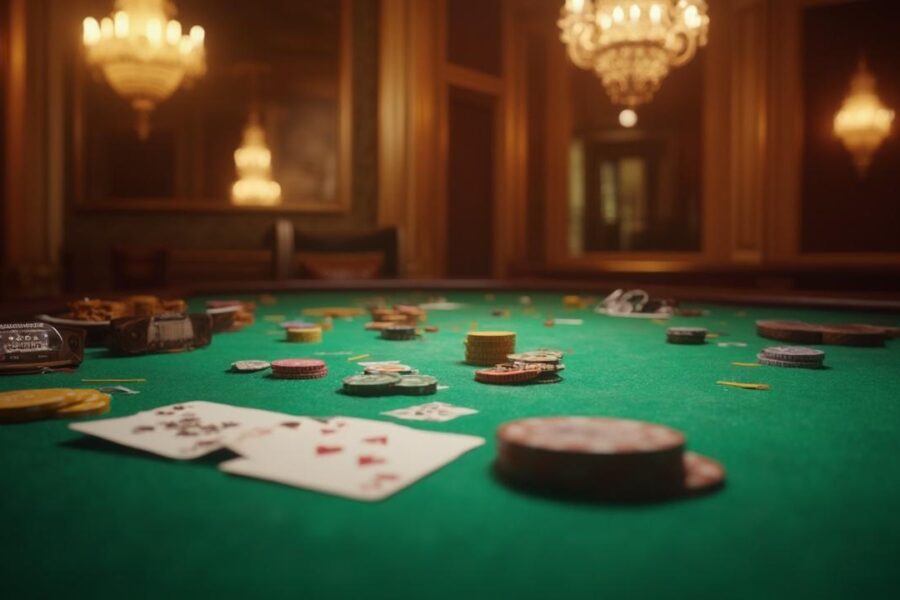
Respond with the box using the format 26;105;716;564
231;360;271;372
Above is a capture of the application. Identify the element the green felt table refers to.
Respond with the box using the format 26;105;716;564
2;291;900;599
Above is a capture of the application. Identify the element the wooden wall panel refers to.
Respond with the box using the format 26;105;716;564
728;0;767;264
445;88;496;278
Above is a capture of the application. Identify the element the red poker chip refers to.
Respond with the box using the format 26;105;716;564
272;369;329;380
271;359;327;373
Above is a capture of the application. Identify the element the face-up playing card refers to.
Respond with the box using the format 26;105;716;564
381;402;478;423
69;401;308;460
220;417;484;501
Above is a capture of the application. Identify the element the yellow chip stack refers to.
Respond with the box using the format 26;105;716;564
286;326;323;344
465;331;516;366
0;388;111;424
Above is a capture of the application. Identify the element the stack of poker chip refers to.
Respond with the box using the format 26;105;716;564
666;327;707;345
270;359;328;380
380;325;418;341
756;319;895;347
475;350;565;386
757;346;826;369
365;304;427;331
343;366;438;397
286;324;323;344
465;331;516;366
0;388;111;424
494;416;726;502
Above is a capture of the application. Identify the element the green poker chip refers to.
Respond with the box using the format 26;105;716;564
395;375;438;396
342;373;402;396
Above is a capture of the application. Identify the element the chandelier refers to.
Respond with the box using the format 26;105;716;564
833;60;894;176
82;0;206;139
558;0;709;107
231;113;282;207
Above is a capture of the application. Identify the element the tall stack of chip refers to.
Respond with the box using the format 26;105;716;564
465;331;516;366
494;416;725;502
286;325;322;344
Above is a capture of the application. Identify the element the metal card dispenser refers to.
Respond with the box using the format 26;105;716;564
109;313;212;355
0;322;86;373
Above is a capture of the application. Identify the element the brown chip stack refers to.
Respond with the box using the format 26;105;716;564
495;417;725;502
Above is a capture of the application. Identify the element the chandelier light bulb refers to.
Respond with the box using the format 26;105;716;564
619;109;638;128
559;0;710;107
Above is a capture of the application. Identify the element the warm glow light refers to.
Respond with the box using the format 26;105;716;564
146;18;162;45
834;61;894;176
113;11;128;38
619;109;638;127
83;17;101;45
559;1;710;106
81;0;206;139
232;114;283;207
190;25;205;44
165;20;181;45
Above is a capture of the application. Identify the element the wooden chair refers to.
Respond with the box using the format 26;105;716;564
292;227;398;279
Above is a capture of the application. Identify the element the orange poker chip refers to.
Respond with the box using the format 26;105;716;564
474;367;541;385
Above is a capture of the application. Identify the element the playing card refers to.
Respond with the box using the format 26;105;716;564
221;417;484;501
381;402;478;423
69;401;307;460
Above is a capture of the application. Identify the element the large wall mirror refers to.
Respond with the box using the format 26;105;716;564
73;0;352;212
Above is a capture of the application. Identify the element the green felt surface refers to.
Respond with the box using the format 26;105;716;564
2;292;900;600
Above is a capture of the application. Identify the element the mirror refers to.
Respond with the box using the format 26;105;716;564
74;0;351;212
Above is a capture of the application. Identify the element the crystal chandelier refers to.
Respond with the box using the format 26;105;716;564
833;60;895;176
82;0;206;139
558;0;709;107
231;113;282;207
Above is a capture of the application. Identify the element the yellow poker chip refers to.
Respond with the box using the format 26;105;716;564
0;389;86;423
302;307;365;318
53;394;111;419
0;388;83;412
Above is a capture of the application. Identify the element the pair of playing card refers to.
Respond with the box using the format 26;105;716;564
69;401;484;501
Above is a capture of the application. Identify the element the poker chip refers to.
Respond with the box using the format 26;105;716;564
364;364;416;375
302;307;365;318
342;373;402;396
271;359;328;380
756;353;823;370
231;360;271;373
380;325;418;341
278;321;317;330
819;324;885;347
53;392;112;418
474;367;541;385
760;346;825;363
666;327;707;345
0;389;109;423
465;331;516;366
395;375;438;396
364;321;397;331
507;351;563;364
494;416;724;502
756;320;823;344
286;326;322;343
